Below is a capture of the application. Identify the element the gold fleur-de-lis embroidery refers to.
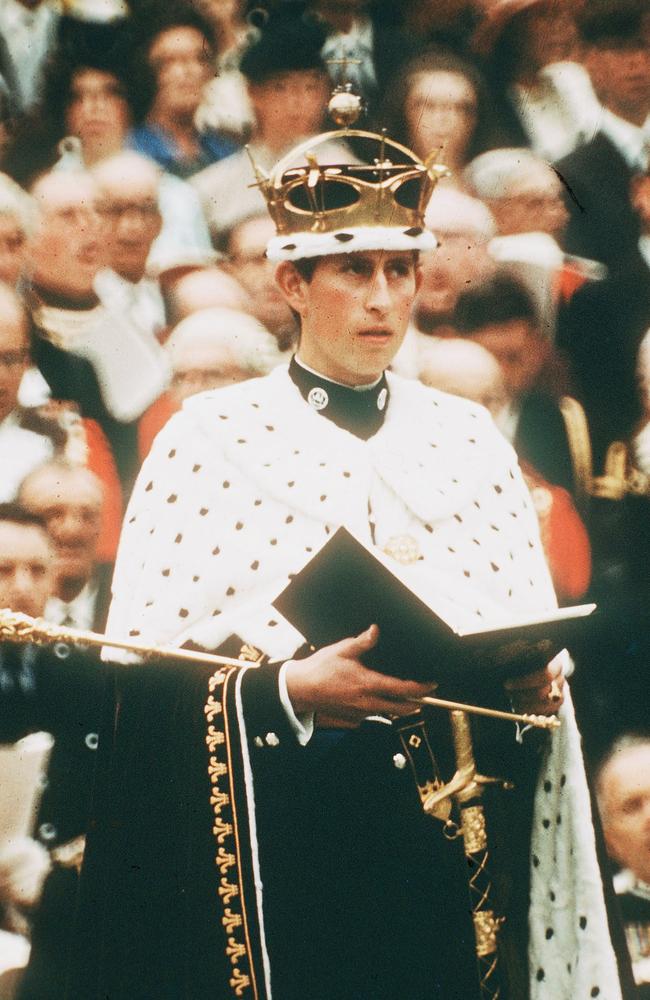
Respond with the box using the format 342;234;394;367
207;726;226;751
209;670;226;692
226;936;247;964
217;847;236;874
205;695;223;722
213;816;234;844
209;758;228;779
218;877;239;905
230;967;251;997
222;907;242;934
210;789;230;813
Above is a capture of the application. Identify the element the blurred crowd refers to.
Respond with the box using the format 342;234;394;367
0;0;649;995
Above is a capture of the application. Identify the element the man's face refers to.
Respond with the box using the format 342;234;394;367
65;68;130;160
0;214;28;287
469;318;547;397
585;40;650;125
98;171;162;284
29;174;106;300
171;340;250;402
149;27;213;120
20;467;103;591
489;166;568;241
0;520;54;618
0;300;29;423
248;70;329;150
228;216;296;341
599;743;650;885
279;250;420;385
416;230;494;328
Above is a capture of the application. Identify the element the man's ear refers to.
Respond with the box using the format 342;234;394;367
275;261;309;316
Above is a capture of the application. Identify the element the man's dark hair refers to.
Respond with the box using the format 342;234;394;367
0;502;48;532
454;274;537;335
577;0;645;45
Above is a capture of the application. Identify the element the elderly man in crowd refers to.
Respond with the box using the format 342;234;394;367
138;306;284;459
596;735;650;997
18;460;110;632
93;151;166;346
0;173;34;287
223;212;298;353
25;169;169;485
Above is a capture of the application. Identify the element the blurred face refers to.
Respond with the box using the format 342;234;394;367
489;167;568;240
631;174;650;234
149;26;214;120
522;5;579;69
415;230;495;328
404;70;477;167
65;69;130;162
228;216;295;340
0;299;29;423
30;174;105;300
248;70;329;150
418;350;508;417
99;172;162;283
171;340;250;402
586;40;650;125
20;467;103;594
0;215;28;286
0;520;54;617
470;318;548;396
599;744;650;885
277;250;420;385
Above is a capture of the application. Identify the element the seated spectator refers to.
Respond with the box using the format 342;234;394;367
0;283;53;500
380;49;495;176
18;460;110;632
138;306;284;459
0;173;34;287
223;213;298;353
464;147;604;334
162;265;251;328
596;734;650;997
555;0;650;267
391;188;497;374
454;273;575;493
26;169;170;485
193;0;256;141
192;14;351;240
417;336;591;603
561;162;650;472
129;5;237;179
92;151;166;344
4;47;215;279
0;500;106;1000
473;0;599;160
310;0;417;112
0;0;60;114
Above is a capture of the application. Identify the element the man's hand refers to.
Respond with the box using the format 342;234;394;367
284;624;437;728
503;657;565;717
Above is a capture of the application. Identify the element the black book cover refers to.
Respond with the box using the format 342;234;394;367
273;527;595;685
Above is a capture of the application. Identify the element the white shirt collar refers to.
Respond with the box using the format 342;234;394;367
46;578;98;632
599;108;650;171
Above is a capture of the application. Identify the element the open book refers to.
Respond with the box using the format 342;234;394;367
273;528;595;685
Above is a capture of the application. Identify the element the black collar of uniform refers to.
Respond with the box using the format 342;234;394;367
289;356;389;440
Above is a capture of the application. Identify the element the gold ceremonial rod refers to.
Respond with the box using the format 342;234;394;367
0;609;251;670
0;609;559;730
416;694;560;731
